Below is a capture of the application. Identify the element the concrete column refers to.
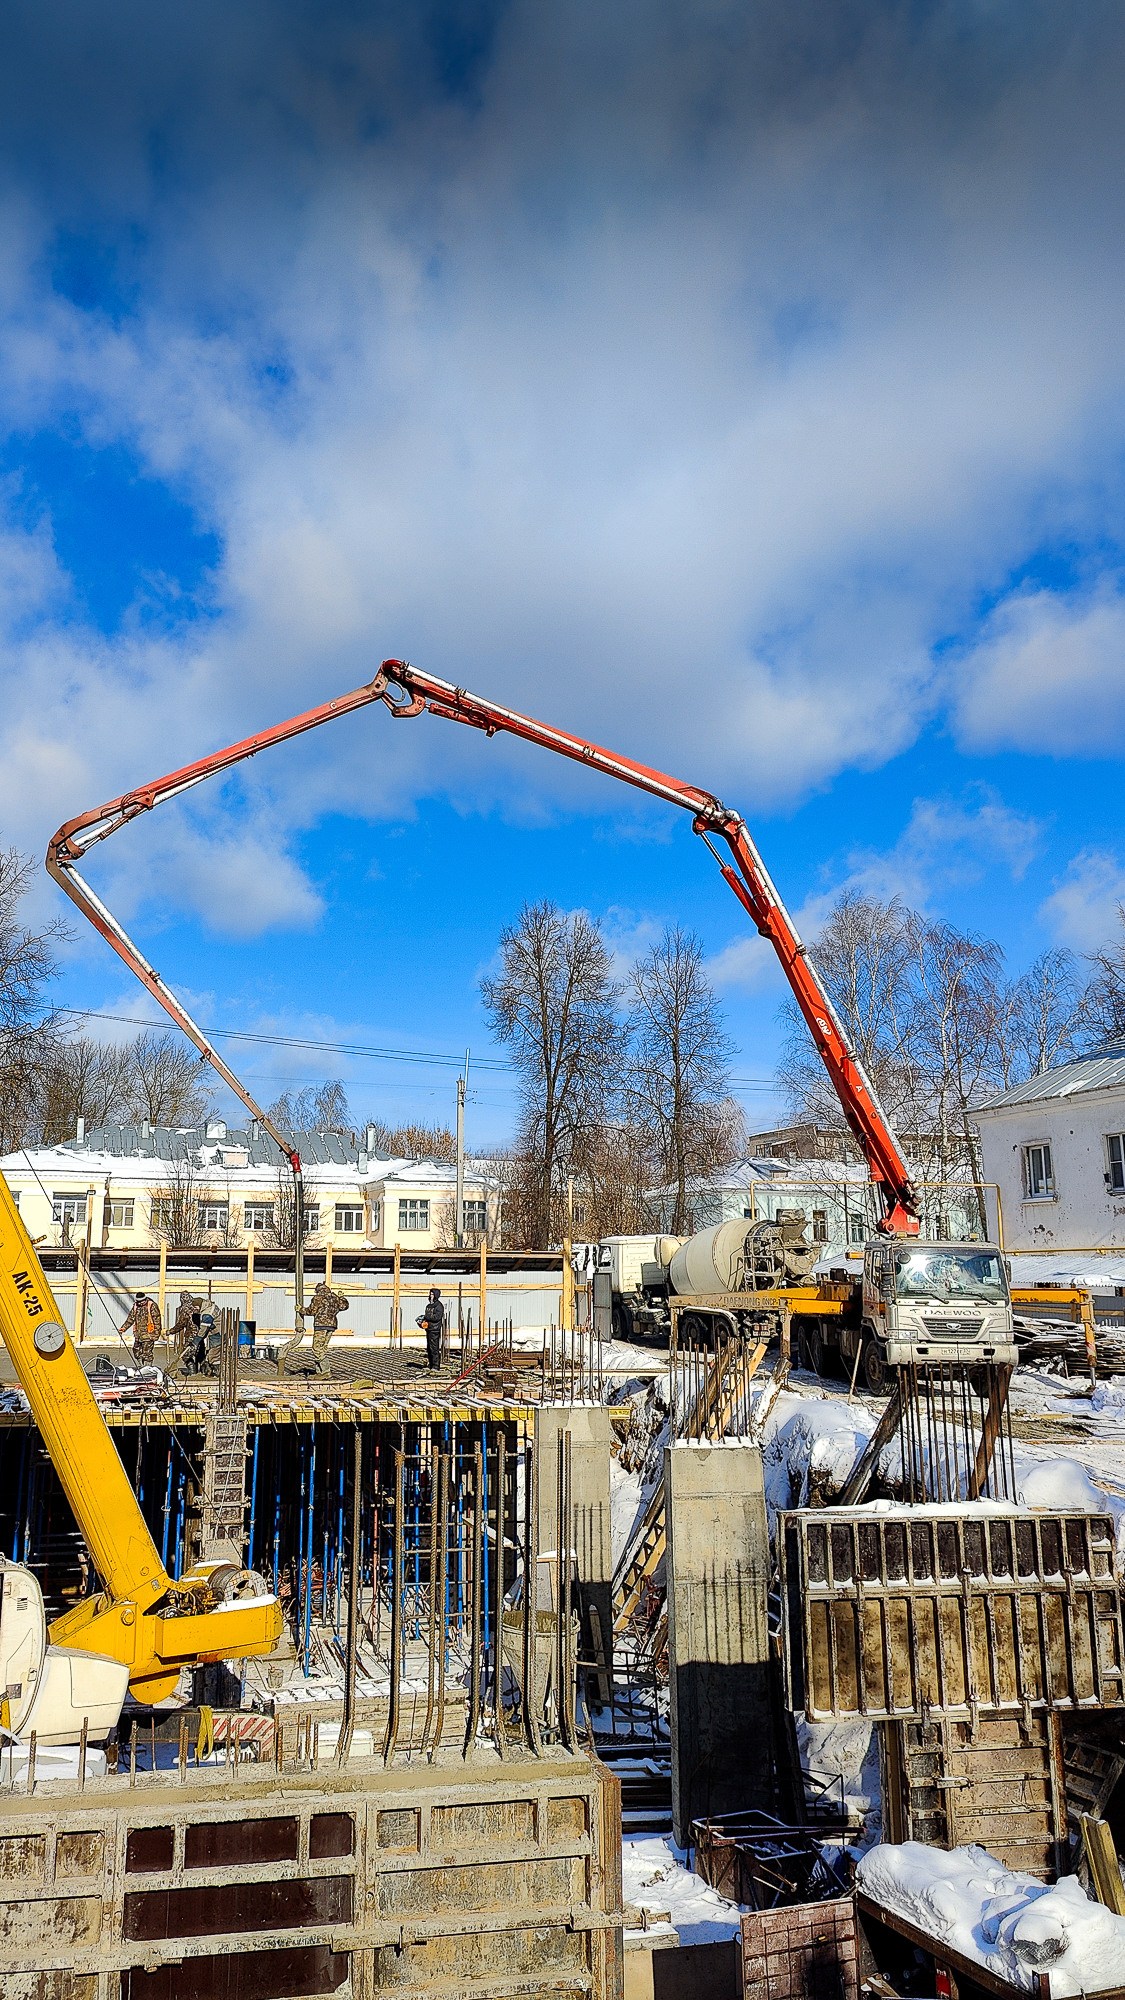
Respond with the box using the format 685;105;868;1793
666;1439;773;1846
536;1405;614;1705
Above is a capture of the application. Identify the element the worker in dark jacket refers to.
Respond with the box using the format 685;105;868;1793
419;1288;445;1371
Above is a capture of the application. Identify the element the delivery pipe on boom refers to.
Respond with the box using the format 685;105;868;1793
47;660;920;1234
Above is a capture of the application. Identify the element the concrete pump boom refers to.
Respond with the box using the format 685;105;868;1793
46;658;920;1234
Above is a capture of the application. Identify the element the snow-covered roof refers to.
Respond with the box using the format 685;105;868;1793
974;1046;1125;1113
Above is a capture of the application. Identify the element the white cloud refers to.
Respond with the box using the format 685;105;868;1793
705;786;1039;984
838;790;1042;910
0;6;1124;929
1040;849;1125;953
705;933;781;993
954;585;1125;754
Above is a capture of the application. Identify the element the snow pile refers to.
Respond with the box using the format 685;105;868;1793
858;1843;1125;1997
763;1392;877;1514
1091;1381;1125;1421
622;1834;744;1946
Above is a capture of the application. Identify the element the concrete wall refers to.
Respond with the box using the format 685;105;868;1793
665;1441;773;1847
977;1084;1125;1251
537;1405;615;1703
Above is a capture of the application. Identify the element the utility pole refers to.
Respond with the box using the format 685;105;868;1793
455;1050;468;1248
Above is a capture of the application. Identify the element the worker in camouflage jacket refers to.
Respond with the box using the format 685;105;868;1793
119;1292;162;1367
281;1279;350;1373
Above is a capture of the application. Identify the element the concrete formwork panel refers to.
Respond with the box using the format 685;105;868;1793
0;1748;624;1998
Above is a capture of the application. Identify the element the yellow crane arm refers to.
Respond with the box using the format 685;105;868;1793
0;1170;281;1700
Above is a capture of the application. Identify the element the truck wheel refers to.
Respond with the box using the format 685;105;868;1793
862;1339;890;1396
802;1321;827;1377
611;1304;630;1344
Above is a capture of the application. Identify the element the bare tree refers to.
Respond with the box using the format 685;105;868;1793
149;1152;205;1247
624;927;741;1232
125;1031;211;1128
1085;908;1125;1045
267;1080;352;1135
1001;949;1090;1082
38;1034;136;1144
904;917;1007;1232
481;902;623;1247
364;1120;456;1161
571;1119;659;1240
777;893;919;1143
0;848;69;1152
263;1159;321;1249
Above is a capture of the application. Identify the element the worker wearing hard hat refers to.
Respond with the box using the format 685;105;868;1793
119;1291;162;1367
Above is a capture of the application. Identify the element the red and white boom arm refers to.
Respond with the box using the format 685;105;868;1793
47;660;919;1234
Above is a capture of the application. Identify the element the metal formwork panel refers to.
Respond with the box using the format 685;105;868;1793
781;1508;1125;1721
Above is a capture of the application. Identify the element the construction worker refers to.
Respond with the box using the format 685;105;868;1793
170;1290;204;1361
282;1279;350;1373
119;1291;162;1367
419;1287;445;1371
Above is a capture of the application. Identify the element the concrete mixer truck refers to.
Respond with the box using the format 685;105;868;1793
593;1215;1016;1394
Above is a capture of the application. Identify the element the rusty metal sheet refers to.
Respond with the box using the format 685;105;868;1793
781;1508;1125;1721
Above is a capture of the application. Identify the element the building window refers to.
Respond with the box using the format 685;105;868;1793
334;1204;365;1233
197;1201;229;1233
398;1198;429;1232
243;1202;275;1233
811;1209;829;1244
1022;1143;1055;1201
302;1206;320;1235
106;1200;134;1230
151;1200;176;1232
463;1199;487;1234
52;1192;87;1228
1108;1134;1125;1195
848;1213;867;1245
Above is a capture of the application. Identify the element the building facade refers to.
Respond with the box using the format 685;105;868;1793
973;1048;1125;1252
0;1120;497;1256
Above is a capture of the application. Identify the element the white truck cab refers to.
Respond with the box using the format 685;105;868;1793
862;1239;1017;1370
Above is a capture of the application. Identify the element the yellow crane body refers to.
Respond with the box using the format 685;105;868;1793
0;1170;281;1702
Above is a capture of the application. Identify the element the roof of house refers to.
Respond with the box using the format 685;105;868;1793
974;1046;1125;1114
0;1122;491;1191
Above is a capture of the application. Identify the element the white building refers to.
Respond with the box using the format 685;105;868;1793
645;1156;879;1264
1;1119;497;1256
974;1048;1125;1253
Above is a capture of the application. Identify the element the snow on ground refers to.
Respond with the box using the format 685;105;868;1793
622;1834;744;1946
762;1388;877;1517
797;1717;880;1838
858;1843;1125;1998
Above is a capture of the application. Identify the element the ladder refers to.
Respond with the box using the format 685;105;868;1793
612;1339;768;1639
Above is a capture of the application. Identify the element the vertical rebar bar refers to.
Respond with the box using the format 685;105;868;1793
522;1438;541;1754
493;1429;507;1756
420;1442;440;1758
383;1449;404;1764
336;1426;363;1767
464;1440;484;1755
431;1450;450;1761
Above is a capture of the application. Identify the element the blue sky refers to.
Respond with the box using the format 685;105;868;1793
2;2;1125;1146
